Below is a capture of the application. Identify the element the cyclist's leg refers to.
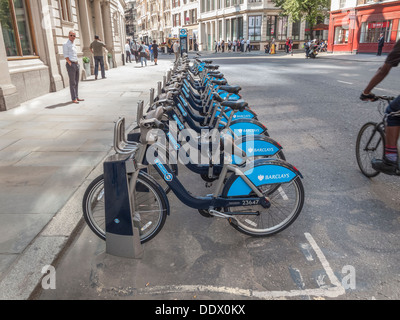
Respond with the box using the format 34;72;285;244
372;96;400;172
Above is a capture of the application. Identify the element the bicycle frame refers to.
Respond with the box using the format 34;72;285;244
133;141;267;212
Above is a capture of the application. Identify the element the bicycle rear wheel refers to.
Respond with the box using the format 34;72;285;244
226;176;304;237
356;122;385;177
82;172;168;243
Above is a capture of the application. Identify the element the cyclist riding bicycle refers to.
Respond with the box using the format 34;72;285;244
360;39;400;174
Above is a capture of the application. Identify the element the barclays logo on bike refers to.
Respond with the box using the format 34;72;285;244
257;173;291;181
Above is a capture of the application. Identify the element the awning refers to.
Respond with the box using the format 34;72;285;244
313;23;329;31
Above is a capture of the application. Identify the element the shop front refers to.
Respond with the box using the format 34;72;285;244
328;1;400;54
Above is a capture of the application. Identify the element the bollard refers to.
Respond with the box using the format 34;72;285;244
149;88;154;105
137;100;144;124
103;154;144;259
163;75;167;90
157;81;162;97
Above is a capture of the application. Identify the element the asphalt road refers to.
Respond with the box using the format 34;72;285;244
36;53;400;301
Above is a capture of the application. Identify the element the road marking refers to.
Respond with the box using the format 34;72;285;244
94;233;346;299
337;80;353;85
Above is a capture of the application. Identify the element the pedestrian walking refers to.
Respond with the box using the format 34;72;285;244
152;40;159;65
173;40;180;62
377;33;385;56
90;35;106;80
221;40;225;52
149;42;154;62
245;39;250;52
131;40;140;63
289;38;293;56
228;40;232;51
241;39;245;52
140;41;149;67
125;40;132;63
63;30;83;104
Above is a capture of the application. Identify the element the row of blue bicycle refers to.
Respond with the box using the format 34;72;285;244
82;52;305;243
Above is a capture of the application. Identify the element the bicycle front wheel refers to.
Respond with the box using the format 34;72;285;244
356;122;385;177
226;176;304;237
82;172;169;243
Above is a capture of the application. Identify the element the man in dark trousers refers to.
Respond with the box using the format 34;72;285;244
90;35;107;79
63;30;84;104
377;33;384;56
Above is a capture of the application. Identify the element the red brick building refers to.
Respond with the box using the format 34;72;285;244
328;0;400;53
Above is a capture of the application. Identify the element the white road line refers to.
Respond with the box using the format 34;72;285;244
101;233;346;299
304;232;344;289
337;80;353;85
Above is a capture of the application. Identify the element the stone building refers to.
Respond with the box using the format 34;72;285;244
0;0;126;111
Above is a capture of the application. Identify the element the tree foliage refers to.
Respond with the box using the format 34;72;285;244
272;0;331;32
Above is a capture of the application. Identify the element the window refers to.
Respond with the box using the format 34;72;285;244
238;17;243;39
334;26;349;44
277;16;288;40
0;0;37;58
248;16;261;41
266;15;277;40
359;20;393;43
292;20;300;40
60;0;72;22
339;0;346;8
225;19;230;40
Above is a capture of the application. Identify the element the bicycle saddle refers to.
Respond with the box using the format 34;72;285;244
221;100;248;111
219;85;241;94
203;60;213;64
209;73;224;79
204;65;219;70
211;79;227;86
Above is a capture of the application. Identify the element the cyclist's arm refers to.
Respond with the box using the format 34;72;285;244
363;62;392;95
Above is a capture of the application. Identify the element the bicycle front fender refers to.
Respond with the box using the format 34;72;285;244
222;159;303;197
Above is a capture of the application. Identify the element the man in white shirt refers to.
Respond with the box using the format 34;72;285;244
246;39;251;52
125;40;132;63
63;30;83;103
173;41;180;62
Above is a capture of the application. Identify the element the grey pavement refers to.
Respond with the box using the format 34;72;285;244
0;55;175;300
0;50;387;300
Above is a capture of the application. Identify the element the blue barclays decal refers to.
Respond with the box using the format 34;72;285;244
177;103;188;117
227;165;297;196
238;140;279;156
167;132;181;150
228;94;240;101
215;108;254;121
230;122;265;136
154;158;173;181
172;114;185;130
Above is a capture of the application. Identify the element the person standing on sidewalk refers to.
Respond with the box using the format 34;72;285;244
377;33;385;56
152;40;159;65
125;40;132;63
90;35;106;79
139;41;149;67
173;40;180;62
63;30;84;104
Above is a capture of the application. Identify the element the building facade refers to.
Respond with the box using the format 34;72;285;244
198;0;329;51
135;0;328;52
328;0;400;53
0;0;126;111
